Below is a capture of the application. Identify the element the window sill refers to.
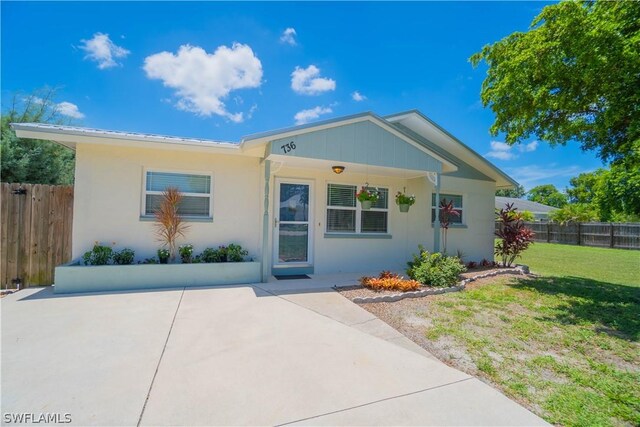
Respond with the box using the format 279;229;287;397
431;223;467;229
324;233;392;239
139;215;213;223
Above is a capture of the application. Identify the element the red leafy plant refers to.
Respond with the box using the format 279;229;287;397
494;203;535;267
359;271;421;292
439;199;460;254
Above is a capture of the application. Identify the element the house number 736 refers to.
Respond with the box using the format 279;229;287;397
281;141;296;154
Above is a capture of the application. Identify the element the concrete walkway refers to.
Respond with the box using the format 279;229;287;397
1;280;548;426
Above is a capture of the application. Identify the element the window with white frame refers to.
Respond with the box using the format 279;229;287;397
431;193;463;224
326;184;389;234
144;171;212;217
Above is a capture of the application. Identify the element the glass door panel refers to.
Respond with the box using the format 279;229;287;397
274;181;312;266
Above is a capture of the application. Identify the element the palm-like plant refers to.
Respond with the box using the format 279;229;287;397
154;187;190;262
439;199;460;254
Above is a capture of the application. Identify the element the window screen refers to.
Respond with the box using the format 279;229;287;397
431;193;463;224
145;171;211;217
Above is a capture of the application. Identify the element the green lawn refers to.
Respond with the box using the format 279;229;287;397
517;242;640;287
418;243;640;426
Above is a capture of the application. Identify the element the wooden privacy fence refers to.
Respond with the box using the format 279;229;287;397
495;221;640;250
1;183;73;288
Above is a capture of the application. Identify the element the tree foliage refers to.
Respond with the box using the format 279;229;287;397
1;88;75;184
471;1;640;166
527;184;568;208
496;184;526;198
564;166;640;221
567;169;606;204
549;203;599;224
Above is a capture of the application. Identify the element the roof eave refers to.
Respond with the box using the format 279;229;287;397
385;110;520;189
11;123;248;156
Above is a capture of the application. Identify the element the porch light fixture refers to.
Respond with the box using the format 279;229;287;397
332;165;345;174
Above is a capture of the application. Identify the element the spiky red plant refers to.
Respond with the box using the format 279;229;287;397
439;199;460;254
495;203;535;267
154;187;190;262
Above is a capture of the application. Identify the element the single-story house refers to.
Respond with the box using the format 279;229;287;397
495;197;558;221
13;110;517;285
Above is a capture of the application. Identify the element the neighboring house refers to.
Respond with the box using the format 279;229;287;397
13;110;517;281
495;197;558;221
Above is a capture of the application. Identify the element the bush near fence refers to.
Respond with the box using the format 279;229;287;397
495;221;640;250
1;183;74;288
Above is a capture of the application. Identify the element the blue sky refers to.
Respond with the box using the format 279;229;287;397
1;1;604;191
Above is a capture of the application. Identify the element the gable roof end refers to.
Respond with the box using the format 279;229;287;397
385;110;519;189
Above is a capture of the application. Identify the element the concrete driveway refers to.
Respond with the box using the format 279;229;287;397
1;281;547;426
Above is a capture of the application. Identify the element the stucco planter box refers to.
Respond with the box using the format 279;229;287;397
54;262;261;294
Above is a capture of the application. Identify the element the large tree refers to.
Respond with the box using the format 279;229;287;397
527;184;568;208
566;169;606;204
470;1;640;166
496;184;526;198
1;89;75;184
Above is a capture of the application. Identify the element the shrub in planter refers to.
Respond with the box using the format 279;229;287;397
200;247;226;263
157;248;170;264
83;242;113;266
227;244;248;262
179;244;194;264
359;271;421;292
407;246;466;287
113;248;135;265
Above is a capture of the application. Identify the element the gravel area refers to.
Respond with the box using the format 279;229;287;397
338;271;530;367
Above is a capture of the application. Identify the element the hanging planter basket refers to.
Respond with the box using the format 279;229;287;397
395;191;415;214
356;185;379;211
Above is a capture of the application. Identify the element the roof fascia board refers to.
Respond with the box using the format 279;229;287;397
385;110;519;188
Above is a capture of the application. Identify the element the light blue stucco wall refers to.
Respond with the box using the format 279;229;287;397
270;120;442;173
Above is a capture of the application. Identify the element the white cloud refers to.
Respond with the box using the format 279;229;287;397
56;102;85;119
486;140;539;160
280;28;297;46
291;65;336;95
79;33;130;69
486;141;517;160
520;140;539;152
351;91;366;102
505;164;587;189
144;43;263;122
294;106;332;125
32;97;85;119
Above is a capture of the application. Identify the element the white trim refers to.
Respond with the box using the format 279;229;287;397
325;181;390;235
273;178;314;268
141;168;214;219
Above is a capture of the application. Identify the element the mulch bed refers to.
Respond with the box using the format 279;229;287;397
337;266;524;301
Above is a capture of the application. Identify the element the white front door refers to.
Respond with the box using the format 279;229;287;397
273;179;313;267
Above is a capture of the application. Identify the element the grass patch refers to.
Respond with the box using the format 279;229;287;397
516;242;640;287
418;244;640;426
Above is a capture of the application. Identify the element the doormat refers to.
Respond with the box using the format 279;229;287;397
274;274;311;280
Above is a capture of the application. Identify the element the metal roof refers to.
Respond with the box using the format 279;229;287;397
495;197;558;213
10;123;238;147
